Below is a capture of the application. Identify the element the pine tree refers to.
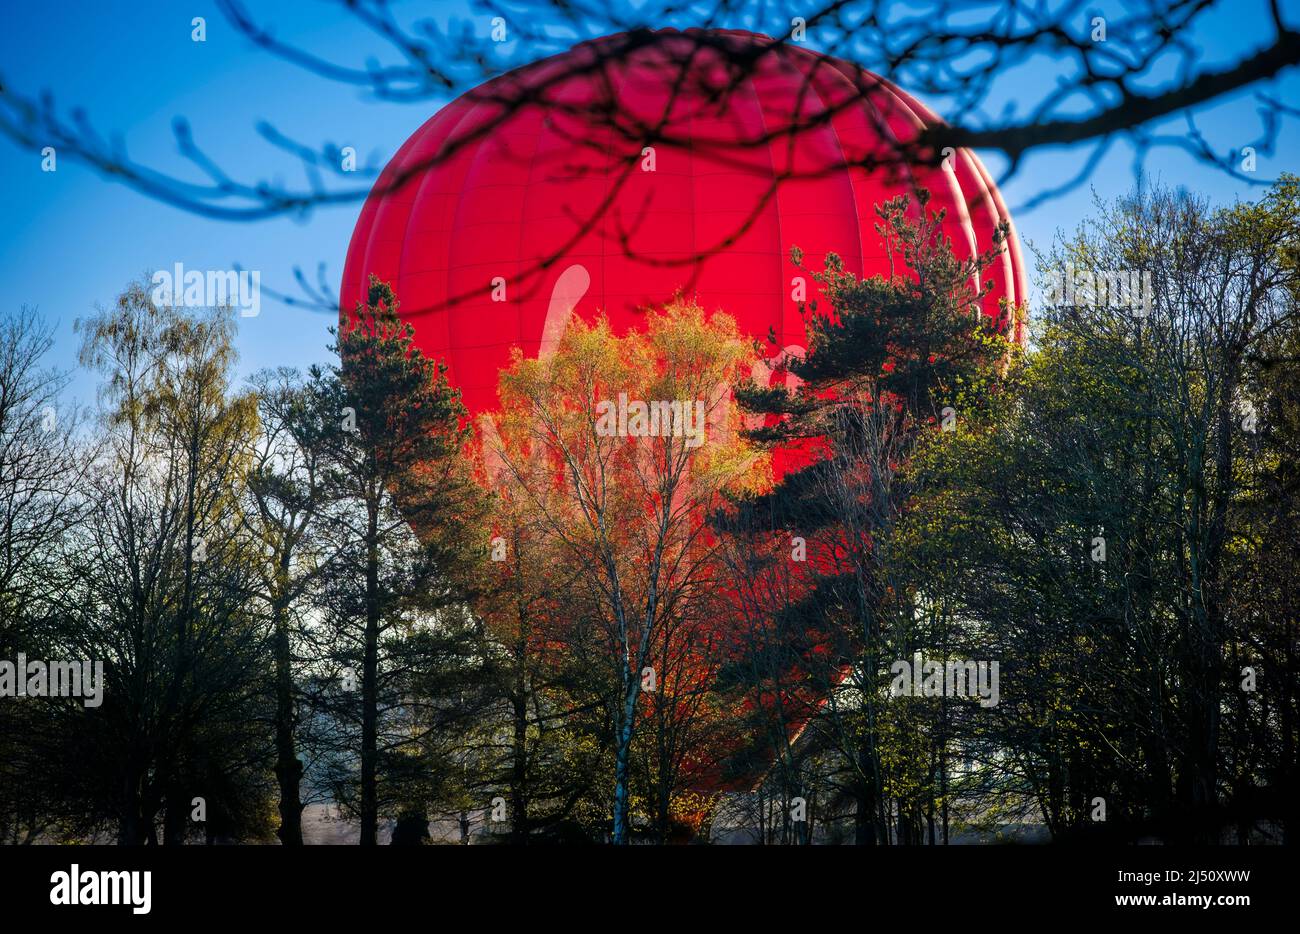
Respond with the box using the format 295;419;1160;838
324;276;484;845
731;192;1016;843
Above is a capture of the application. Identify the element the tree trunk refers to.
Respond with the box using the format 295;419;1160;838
164;433;202;847
273;593;304;846
360;494;380;846
119;768;144;845
611;685;639;844
853;784;878;845
163;785;186;845
509;647;529;845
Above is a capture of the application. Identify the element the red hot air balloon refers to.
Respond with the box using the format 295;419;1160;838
341;28;1027;421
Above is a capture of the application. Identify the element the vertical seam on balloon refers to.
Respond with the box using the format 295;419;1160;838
686;43;699;313
869;78;954;271
399;100;477;358
953;149;1003;303
346;107;438;316
442;75;539;397
601;39;633;325
512;83;547;366
790;46;866;281
882;75;1025;336
854;72;902;263
967;152;1020;315
456;98;503;351
388;106;465;292
380;94;476;360
863;77;929;257
884;81;992;302
747;50;790;351
510;56;580;362
714;42;783;361
879;81;981;304
968;152;1029;338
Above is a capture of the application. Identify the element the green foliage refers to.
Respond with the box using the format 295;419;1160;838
899;178;1300;842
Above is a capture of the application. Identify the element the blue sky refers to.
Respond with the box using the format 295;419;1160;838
2;0;1297;408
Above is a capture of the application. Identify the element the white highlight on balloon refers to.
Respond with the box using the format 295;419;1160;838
539;263;591;360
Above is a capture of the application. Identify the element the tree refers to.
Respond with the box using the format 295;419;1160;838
484;299;770;843
901;178;1300;842
1238;271;1300;842
471;461;606;843
243;367;338;845
321;276;484;845
68;281;269;844
0;307;87;843
732;191;1015;843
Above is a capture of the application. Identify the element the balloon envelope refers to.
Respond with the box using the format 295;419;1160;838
342;29;1027;417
